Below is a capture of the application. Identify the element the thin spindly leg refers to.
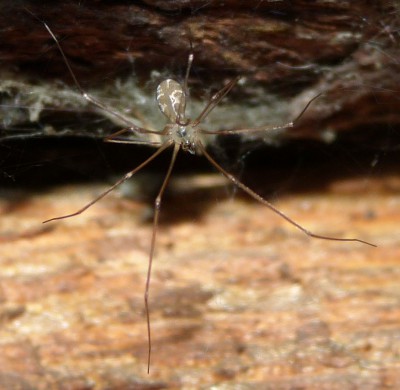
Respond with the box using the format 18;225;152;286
42;21;158;136
177;50;194;122
43;141;173;223
145;143;180;373
192;76;241;126
200;93;323;135
198;141;376;247
183;51;194;94
105;139;163;146
104;126;163;146
104;127;161;143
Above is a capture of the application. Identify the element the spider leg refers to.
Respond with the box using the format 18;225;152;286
104;126;161;143
177;48;194;123
105;139;163;146
145;143;180;373
42;22;158;136
193;76;241;126
200;93;323;135
43;141;173;223
200;122;294;135
197;141;376;247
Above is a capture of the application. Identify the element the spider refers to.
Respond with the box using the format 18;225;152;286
40;22;375;373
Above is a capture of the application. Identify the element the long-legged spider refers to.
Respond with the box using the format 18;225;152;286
40;22;375;373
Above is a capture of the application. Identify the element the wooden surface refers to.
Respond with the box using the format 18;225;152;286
0;1;399;389
0;172;399;389
1;1;399;144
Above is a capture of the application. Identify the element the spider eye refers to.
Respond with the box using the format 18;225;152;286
177;126;187;137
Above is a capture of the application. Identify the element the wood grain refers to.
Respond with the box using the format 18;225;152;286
1;1;399;144
0;173;399;389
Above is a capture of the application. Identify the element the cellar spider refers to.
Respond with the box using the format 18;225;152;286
40;22;376;373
